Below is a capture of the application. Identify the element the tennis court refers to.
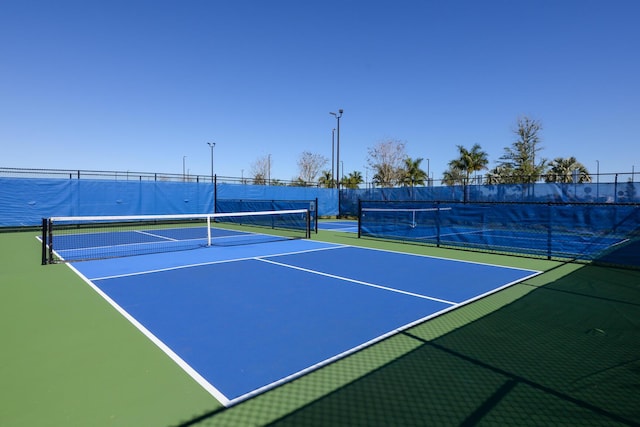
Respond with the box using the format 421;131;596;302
3;171;640;425
318;220;358;233
57;219;539;407
363;223;627;258
3;222;640;426
358;203;638;262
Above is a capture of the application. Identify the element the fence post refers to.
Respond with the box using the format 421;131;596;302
41;218;48;265
546;202;552;260
357;199;362;238
436;200;441;247
213;174;217;213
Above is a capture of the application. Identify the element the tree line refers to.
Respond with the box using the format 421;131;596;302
248;116;594;189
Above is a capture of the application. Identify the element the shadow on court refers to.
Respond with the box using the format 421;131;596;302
181;262;640;426
595;237;640;270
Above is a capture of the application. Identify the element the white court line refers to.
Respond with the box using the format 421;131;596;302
89;243;348;281
331;227;358;233
224;259;542;407
345;242;543;273
256;257;456;306
134;229;179;241
64;262;231;406
72;239;543;408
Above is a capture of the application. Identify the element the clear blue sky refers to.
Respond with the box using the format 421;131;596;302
2;0;639;181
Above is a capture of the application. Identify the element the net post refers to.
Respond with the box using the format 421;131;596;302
41;218;48;265
48;218;54;263
207;215;212;247
306;209;311;239
314;198;319;233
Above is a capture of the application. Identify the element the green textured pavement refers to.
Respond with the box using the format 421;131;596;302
1;227;638;426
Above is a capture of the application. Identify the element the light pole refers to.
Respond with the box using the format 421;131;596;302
183;156;187;181
207;142;215;183
364;166;369;190
426;158;430;186
331;128;336;186
330;109;343;189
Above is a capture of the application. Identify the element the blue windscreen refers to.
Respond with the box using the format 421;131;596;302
359;201;640;268
0;177;336;226
215;199;317;233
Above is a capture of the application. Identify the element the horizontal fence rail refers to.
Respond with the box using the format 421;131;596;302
1;167;637;188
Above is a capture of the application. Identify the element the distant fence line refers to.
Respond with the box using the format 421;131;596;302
0;176;338;227
0;166;637;187
1;167;638;224
0;167;300;186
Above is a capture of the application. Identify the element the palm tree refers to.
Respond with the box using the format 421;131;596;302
341;171;364;189
446;144;489;201
399;157;428;187
372;164;398;187
545;157;591;183
442;168;466;186
447;144;489;185
318;170;335;188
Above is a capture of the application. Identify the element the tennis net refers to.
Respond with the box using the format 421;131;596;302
215;198;318;233
42;209;311;264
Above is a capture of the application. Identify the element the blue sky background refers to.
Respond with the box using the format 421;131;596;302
1;0;638;182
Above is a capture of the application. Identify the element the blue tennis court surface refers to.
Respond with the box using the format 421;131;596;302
318;220;358;233
381;225;627;257
71;240;540;406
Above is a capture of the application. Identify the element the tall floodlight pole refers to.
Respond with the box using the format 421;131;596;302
207;142;215;182
364;166;368;190
427;158;430;187
331;128;336;186
329;109;343;189
183;156;187;181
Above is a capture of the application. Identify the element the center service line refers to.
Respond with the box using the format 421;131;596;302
255;257;456;306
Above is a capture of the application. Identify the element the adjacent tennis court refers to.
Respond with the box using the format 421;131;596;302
64;224;540;407
318;220;358;233
358;203;637;261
